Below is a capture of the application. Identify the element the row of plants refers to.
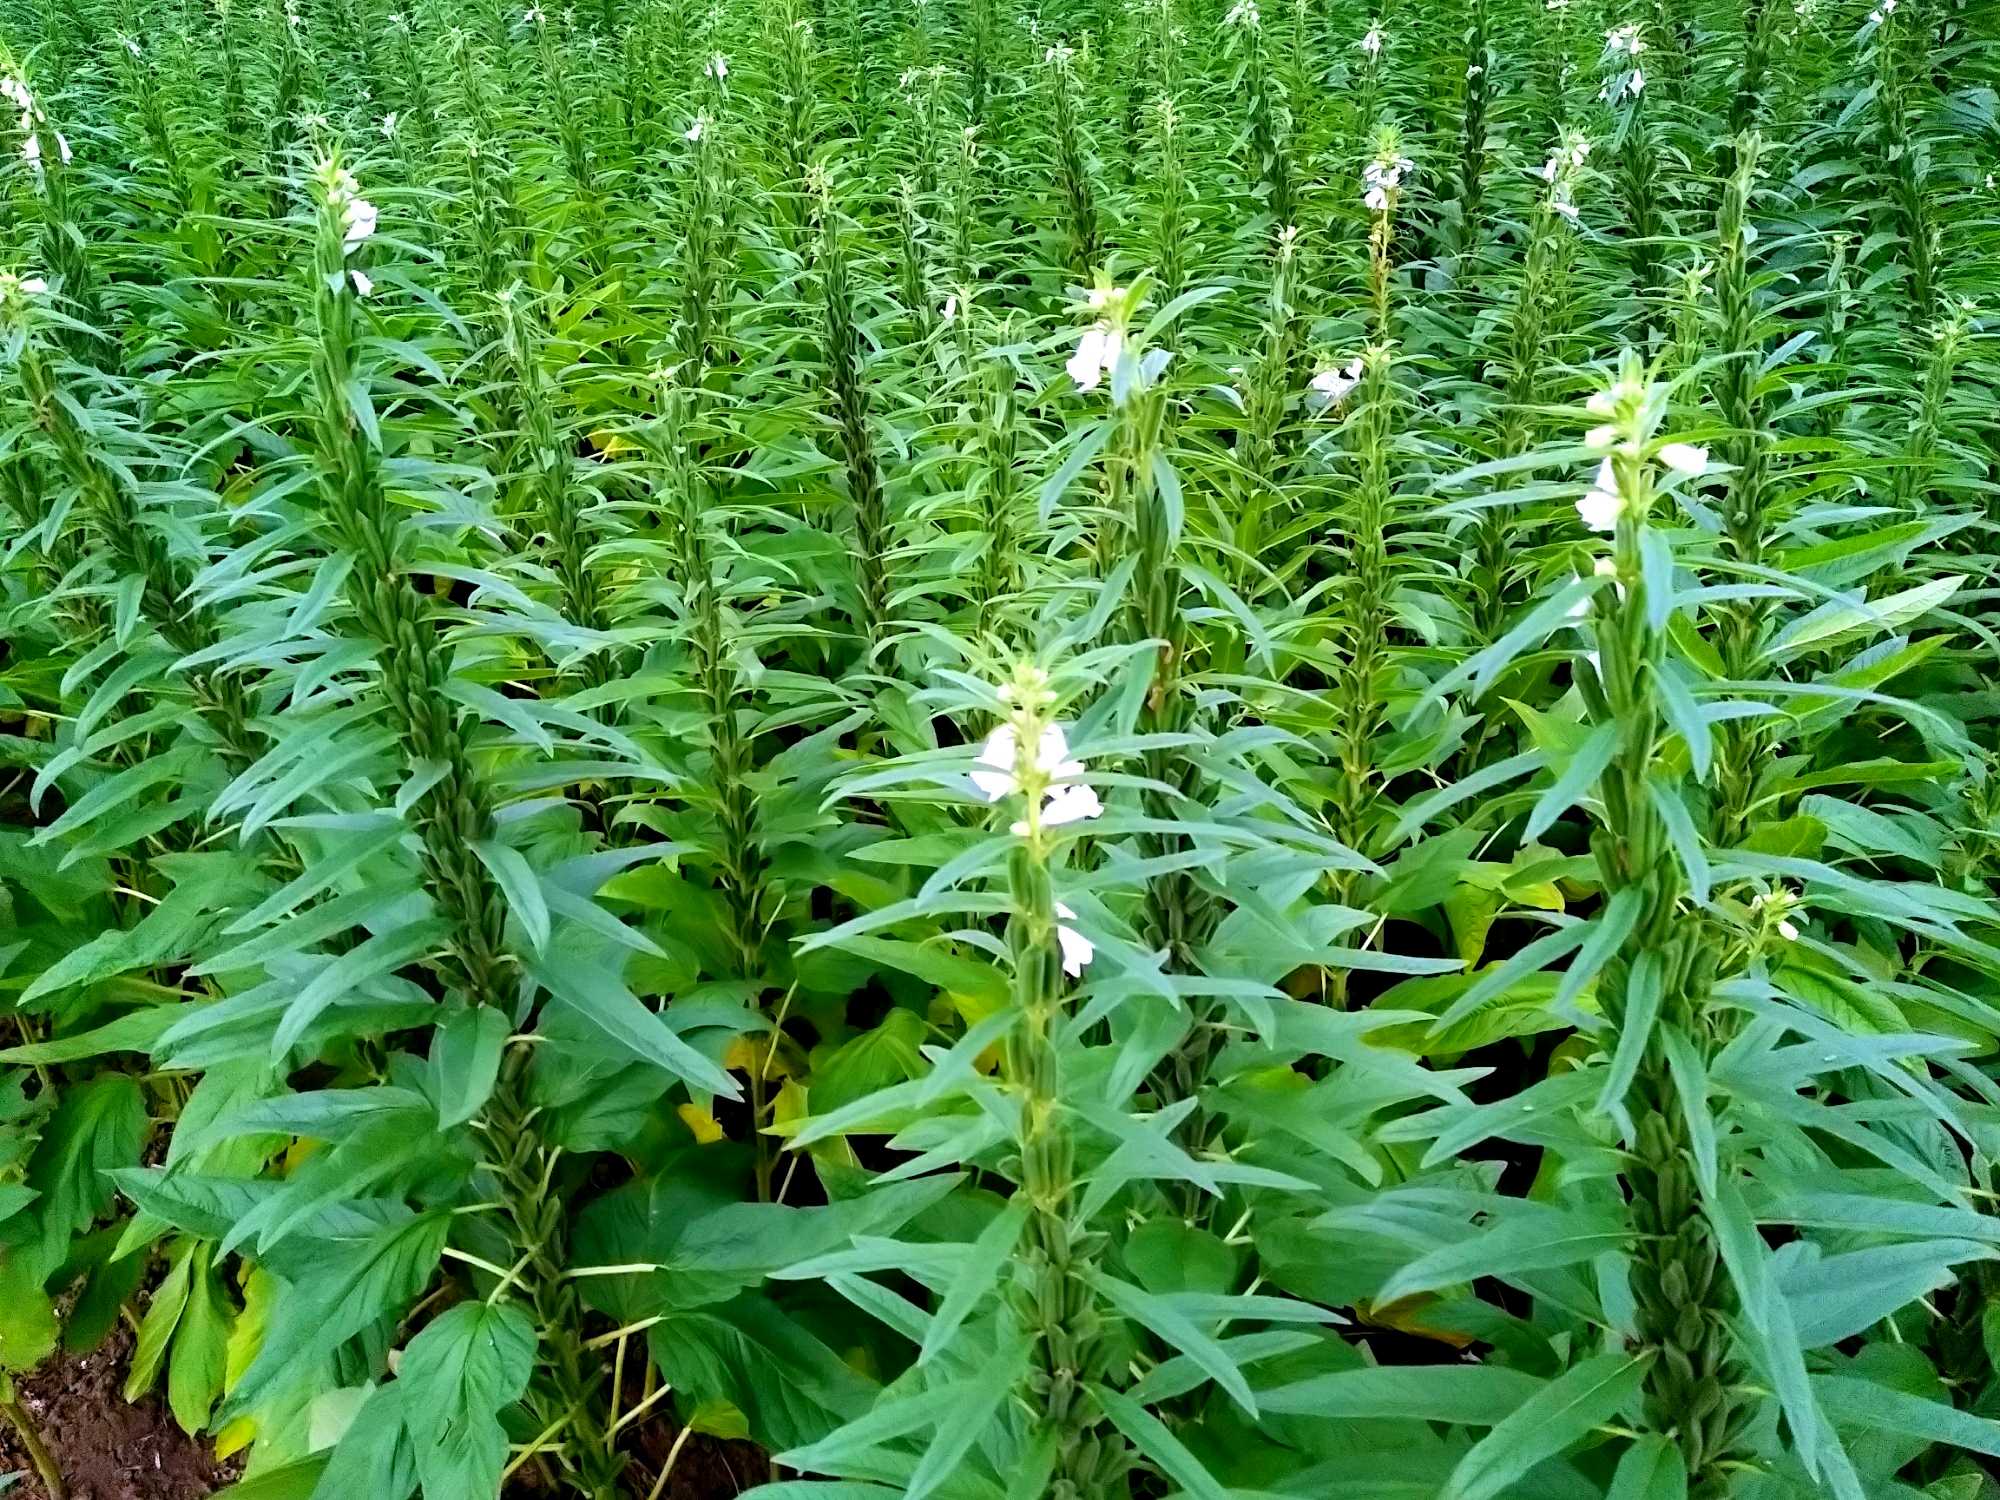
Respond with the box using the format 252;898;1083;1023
0;0;1997;1495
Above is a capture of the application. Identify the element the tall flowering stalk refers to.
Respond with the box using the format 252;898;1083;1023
498;286;613;690
1472;132;1591;644
1456;0;1492;255
0;274;252;758
1043;42;1102;277
299;160;620;1499
1572;360;1750;1489
1228;0;1294;230
3;62;106;360
1869;2;1936;327
1711;137;1772;844
677;90;734;374
647;369;784;1201
1233;225;1303;598
1149;95;1189;295
1602;22;1665;315
1894;304;1969;514
813;171;892;652
975;663;1125;1500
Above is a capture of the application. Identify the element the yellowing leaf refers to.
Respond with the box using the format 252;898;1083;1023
677;1102;726;1145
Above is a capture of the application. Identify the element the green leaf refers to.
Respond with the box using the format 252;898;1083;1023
1814;1374;2000;1457
0;1256;58;1371
1258;1363;1545;1424
1444;1351;1650;1500
311;1383;417;1500
1090;1270;1256;1416
20;1074;148;1283
227;1210;452;1414
472;839;551;955
1524;721;1618;842
125;1240;195;1402
1379;1208;1629;1303
168;1244;230;1434
428;1006;510;1129
1091;1383;1231;1500
1606;1435;1687;1500
397;1300;538;1500
918;1197;1029;1367
532;954;741;1100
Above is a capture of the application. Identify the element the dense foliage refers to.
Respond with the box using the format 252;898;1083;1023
1;0;1998;1495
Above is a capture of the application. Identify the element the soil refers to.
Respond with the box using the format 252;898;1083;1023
0;1322;763;1500
0;1324;234;1500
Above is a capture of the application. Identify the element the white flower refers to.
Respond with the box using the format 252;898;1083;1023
1360;21;1383;54
1067;322;1122;392
1628;66;1645;95
122;37;142;56
20;275;46;295
940;294;958;322
1605;21;1645;52
1039;783;1104;827
1659;441;1708;476
1778;918;1800;941
0;78;31;112
20;132;39;170
340;195;378;252
1577;459;1622;531
705;51;729;78
1467;62;1483;77
685;115;706;142
380;111;399;138
1054;902;1095;976
971;724;1085;802
349;268;374;297
1361;153;1412;210
1225;0;1260;25
1311;356;1364;409
523;5;544;20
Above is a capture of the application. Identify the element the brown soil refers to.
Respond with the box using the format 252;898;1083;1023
0;1325;233;1500
0;1323;761;1500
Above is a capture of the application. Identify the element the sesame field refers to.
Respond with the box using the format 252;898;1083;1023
1;0;1999;1497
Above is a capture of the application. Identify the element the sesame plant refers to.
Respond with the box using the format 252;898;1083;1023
1;1;1999;1500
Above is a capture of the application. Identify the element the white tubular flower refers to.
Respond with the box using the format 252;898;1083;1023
1311;356;1364;409
523;5;545;21
1067;322;1122;392
20;132;39;171
1040;783;1103;827
1360;20;1384;54
380;111;400;138
1054;902;1095;977
1659;441;1709;476
1627;66;1645;96
0;270;48;307
1361;153;1413;211
940;294;958;322
0;77;31;113
1225;0;1260;26
705;51;729;79
341;196;378;252
350;268;374;297
685;115;706;142
1778;918;1800;941
1577;458;1622;531
972;723;1085;802
1605;21;1645;52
